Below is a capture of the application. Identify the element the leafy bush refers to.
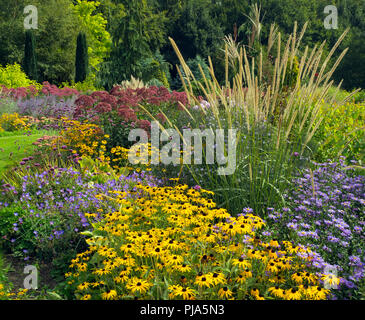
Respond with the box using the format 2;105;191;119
61;74;103;94
314;102;365;163
72;0;112;76
53;118;106;161
0;64;39;89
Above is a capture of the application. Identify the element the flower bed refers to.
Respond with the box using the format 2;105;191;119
266;159;365;299
65;184;330;300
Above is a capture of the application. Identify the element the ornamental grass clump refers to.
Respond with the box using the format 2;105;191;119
66;184;333;300
161;23;351;215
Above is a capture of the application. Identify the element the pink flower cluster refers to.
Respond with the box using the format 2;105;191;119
74;86;188;125
110;86;188;108
0;82;79;100
40;82;79;97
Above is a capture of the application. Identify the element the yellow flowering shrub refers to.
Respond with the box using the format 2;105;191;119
0;113;31;132
66;184;331;300
54;118;107;159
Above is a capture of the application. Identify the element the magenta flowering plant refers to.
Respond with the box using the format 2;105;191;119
73;86;188;124
1;82;79;100
72;86;189;151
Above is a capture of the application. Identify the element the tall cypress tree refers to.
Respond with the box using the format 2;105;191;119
75;32;89;83
23;29;38;81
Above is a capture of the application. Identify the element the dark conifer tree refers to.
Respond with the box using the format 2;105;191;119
75;32;89;83
23;29;38;81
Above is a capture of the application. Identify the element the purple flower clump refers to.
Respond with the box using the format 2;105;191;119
266;158;365;299
0;167;160;259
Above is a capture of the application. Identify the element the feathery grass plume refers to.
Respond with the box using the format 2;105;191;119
159;23;350;215
119;76;146;90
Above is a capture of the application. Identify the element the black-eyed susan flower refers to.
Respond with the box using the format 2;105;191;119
291;272;303;284
66;183;326;301
126;278;152;295
232;257;251;269
211;272;226;286
284;288;302;300
268;286;285;298
166;255;184;266
77;282;90;291
250;288;260;298
301;272;317;284
312;286;329;300
168;285;183;299
235;274;246;285
321;274;340;288
218;287;233;299
174;264;192;273
93;268;111;276
176;287;196;300
195;274;214;288
101;289;118;300
241;269;253;279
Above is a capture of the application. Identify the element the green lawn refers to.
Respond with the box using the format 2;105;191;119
0;130;55;175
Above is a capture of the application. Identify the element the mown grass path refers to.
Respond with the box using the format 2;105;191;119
0;131;53;175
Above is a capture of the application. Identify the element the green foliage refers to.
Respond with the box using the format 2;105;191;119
140;51;171;88
61;74;104;93
0;0;82;85
146;78;165;87
98;0;167;90
212;1;246;31
0;205;23;252
79;156;129;184
172;55;211;94
0;251;12;293
0;0;79;85
335;35;365;91
0;99;18;116
75;33;89;83
0;63;38;88
0;0;25;66
23;30;38;81
35;0;80;84
313;102;365;163
72;0;112;74
283;56;300;88
162;0;224;68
